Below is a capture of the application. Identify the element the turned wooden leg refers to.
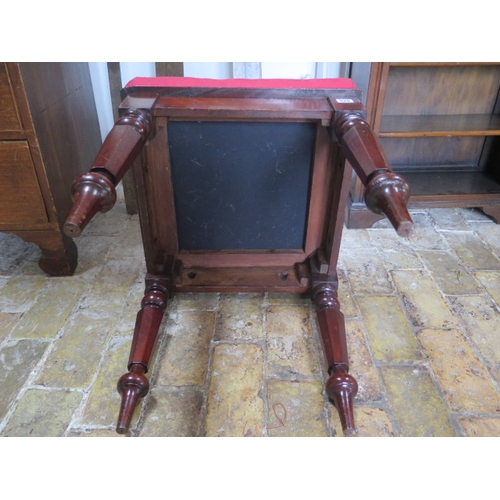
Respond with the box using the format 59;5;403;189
332;109;413;238
116;275;170;434
313;282;358;436
63;171;117;238
63;109;154;239
364;171;413;237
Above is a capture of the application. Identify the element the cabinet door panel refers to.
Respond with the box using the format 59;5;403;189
383;65;500;116
0;141;48;225
381;136;485;169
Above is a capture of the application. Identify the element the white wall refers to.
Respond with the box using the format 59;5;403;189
88;62;114;140
183;62;341;79
183;62;232;79
119;62;156;87
261;62;317;79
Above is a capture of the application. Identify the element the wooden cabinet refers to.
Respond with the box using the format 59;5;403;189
0;63;101;275
346;62;500;228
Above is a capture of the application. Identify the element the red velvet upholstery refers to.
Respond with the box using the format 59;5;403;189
125;76;357;90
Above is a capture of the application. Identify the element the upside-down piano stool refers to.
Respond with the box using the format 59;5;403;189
64;77;413;436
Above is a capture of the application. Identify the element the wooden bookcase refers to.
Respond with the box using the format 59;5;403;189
346;62;500;228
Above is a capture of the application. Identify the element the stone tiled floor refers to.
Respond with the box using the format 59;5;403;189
1;194;500;437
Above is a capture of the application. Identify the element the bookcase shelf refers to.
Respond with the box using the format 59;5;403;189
380;114;500;137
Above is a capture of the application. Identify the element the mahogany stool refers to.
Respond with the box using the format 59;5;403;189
63;77;413;435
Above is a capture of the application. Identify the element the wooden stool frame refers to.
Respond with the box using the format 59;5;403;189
64;77;413;435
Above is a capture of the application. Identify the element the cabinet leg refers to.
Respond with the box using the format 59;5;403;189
345;202;385;229
116;275;169;434
480;206;500;224
312;282;358;436
37;233;78;277
7;229;78;276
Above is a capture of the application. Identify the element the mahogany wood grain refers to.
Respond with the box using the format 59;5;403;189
140;117;179;270
64;108;154;238
331;108;413;237
325;370;358;436
304;126;336;258
364;172;412;237
155;96;333;121
107;62;139;215
176;252;307;268
64;80;413;435
312;282;358;436
92;109;153;183
175;266;309;293
116;275;169;434
63;172;116;238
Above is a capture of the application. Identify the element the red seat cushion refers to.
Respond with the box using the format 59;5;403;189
125;76;356;90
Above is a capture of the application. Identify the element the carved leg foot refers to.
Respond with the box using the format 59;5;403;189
313;281;358;436
116;364;149;434
364;172;413;238
326;367;358;436
115;275;169;434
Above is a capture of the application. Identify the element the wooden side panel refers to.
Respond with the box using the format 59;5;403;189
18;63;102;226
0;141;48;225
0;63;23;138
